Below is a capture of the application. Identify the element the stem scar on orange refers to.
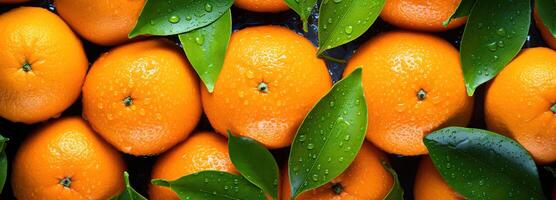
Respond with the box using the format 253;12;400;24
201;25;332;149
0;7;88;124
344;31;473;156
82;39;202;156
11;117;126;200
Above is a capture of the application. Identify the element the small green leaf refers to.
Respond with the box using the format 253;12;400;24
179;9;231;93
129;0;233;38
460;0;530;95
288;68;367;199
227;132;279;200
284;0;317;32
110;171;147;200
0;135;8;193
317;0;384;55
424;127;545;200
152;171;265;200
537;0;556;37
443;0;476;26
382;162;404;200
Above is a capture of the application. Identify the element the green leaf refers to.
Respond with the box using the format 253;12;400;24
151;171;265;200
0;135;8;193
110;171;147;200
317;0;385;56
227;132;279;200
284;0;317;32
460;0;530;95
129;0;233;38
537;0;556;37
443;0;476;26
179;9;231;93
288;68;367;199
382;161;404;200
424;127;545;200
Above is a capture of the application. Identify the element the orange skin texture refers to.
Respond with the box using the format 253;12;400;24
149;132;238;200
380;0;466;32
281;142;393;200
234;0;289;13
82;39;201;156
0;0;29;3
0;7;88;124
534;8;556;49
413;156;463;200
54;0;145;46
201;26;332;149
11;117;126;200
344;31;473;156
485;48;556;164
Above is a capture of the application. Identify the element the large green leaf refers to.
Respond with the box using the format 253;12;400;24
110;172;147;200
317;0;384;56
424;127;545;200
537;0;556;37
152;171;265;200
443;0;476;26
382;161;404;200
460;0;530;95
179;9;231;93
129;0;233;38
228;132;279;200
284;0;317;32
288;68;367;199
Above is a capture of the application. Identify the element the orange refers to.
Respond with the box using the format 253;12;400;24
54;0;145;46
82;39;201;156
11;117;126;200
485;47;556;164
149;132;237;200
534;6;556;49
0;0;29;3
0;7;88;124
234;0;289;13
413;156;463;200
380;0;466;32
201;25;332;149
281;142;393;200
343;31;473;156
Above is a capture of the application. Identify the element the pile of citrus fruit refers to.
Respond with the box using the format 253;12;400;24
0;0;554;199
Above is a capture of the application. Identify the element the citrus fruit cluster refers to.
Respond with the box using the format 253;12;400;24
0;0;554;199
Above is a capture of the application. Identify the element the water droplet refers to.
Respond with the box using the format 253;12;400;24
168;15;180;23
344;135;350;141
496;28;506;36
344;26;353;34
195;36;205;45
312;174;318;181
487;42;498;52
333;0;342;3
307;143;315;150
204;3;213;12
329;101;335;107
298;134;306;142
